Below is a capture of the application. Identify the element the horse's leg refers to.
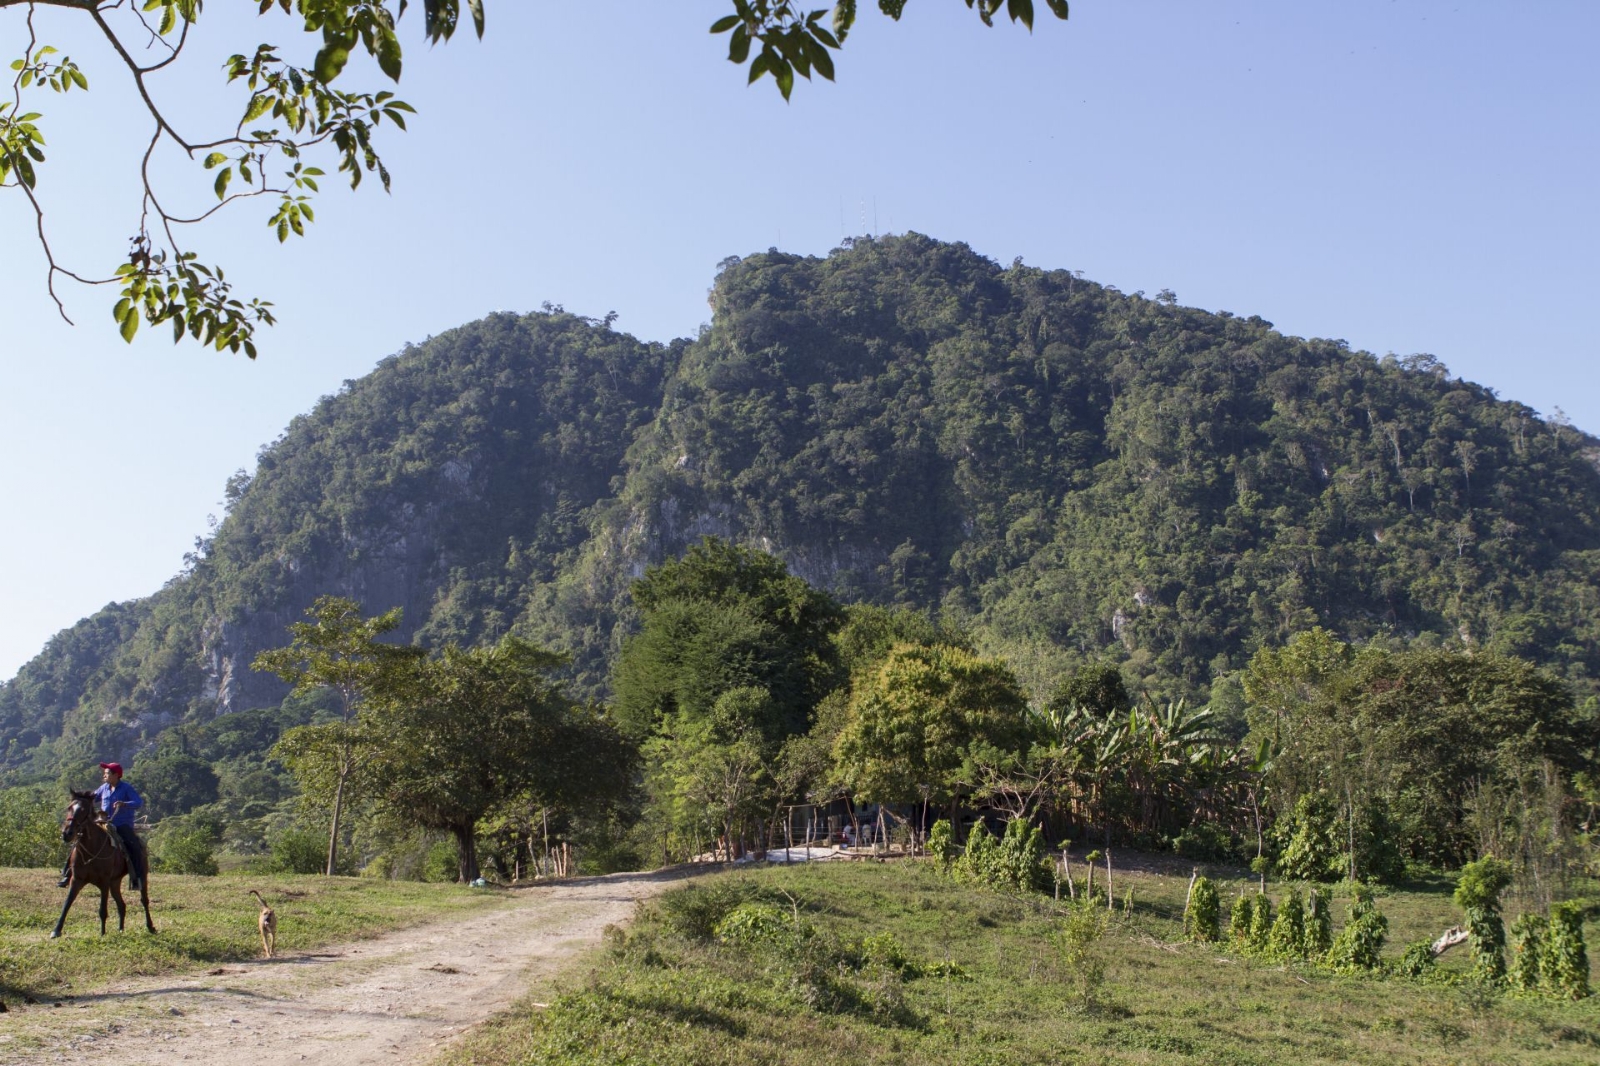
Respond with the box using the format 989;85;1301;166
139;870;156;934
98;885;109;935
51;880;84;939
111;880;127;931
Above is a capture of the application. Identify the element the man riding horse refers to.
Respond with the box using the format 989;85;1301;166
58;761;147;890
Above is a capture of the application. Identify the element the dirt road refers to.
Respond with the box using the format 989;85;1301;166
1;869;690;1066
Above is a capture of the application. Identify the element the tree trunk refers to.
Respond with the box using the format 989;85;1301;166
325;768;347;877
454;824;480;883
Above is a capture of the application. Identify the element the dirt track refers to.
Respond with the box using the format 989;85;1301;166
1;869;690;1066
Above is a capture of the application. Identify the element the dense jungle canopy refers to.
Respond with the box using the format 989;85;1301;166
3;233;1598;803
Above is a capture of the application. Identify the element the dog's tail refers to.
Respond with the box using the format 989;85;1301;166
249;889;270;908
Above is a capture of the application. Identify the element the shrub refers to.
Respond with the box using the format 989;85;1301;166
1186;876;1221;942
269;825;328;874
0;786;62;868
1275;794;1343;882
152;826;219;876
957;822;999;884
1509;913;1547;993
1269;887;1307;958
927;819;955;872
1397;940;1437;979
993;817;1050;892
1054;901;1109;1011
715;901;807;950
1303;888;1333;956
1229;892;1254;942
1248;893;1274;952
1328;885;1388;972
422;840;459;883
1173;823;1239;864
1454;857;1513;984
1543;902;1590;1000
656;879;764;941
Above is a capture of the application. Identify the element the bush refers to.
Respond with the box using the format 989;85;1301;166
1054;901;1110;1011
1173;823;1240;864
152;826;219;876
1229;892;1254;942
927;819;955;871
1269;887;1307;958
0;786;62;868
1248;893;1274;952
1186;876;1221;942
1275;794;1343;882
715;901;807;950
1509;913;1546;993
1397;940;1437;979
269;825;328;874
423;840;460;883
656;879;765;941
1328;885;1387;972
1304;888;1333;956
951;818;1048;893
1454;857;1513;984
1543;902;1590;1000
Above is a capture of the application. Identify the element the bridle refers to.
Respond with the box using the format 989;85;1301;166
62;798;115;866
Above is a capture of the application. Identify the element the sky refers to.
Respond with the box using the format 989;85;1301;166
1;1;1596;680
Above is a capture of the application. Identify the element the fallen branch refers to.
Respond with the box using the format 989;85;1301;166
1430;926;1469;957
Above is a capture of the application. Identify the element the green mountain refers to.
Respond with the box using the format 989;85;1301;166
5;234;1598;777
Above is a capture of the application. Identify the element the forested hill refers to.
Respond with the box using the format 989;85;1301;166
4;234;1598;775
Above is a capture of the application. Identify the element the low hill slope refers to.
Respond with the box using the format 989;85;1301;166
4;234;1597;775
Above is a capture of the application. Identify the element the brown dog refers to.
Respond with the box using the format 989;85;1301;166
249;890;277;958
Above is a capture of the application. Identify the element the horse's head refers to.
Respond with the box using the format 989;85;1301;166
62;789;94;843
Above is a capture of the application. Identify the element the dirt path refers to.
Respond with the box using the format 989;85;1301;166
2;869;691;1066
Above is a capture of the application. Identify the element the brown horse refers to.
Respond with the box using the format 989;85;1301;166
50;790;155;938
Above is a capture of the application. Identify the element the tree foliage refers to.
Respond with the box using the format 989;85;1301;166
2;4;1065;347
364;635;630;882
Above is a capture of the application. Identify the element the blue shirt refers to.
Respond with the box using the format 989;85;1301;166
92;780;143;828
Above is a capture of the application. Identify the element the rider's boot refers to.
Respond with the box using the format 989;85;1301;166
57;860;70;888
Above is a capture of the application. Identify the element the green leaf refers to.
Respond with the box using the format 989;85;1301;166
729;25;751;65
214;166;232;200
119;308;139;343
710;15;741;33
203;152;227;168
1006;0;1034;30
375;29;403;81
774;58;794;100
1044;0;1069;19
313;42;351;83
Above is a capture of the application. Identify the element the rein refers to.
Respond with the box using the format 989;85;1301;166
66;806;117;868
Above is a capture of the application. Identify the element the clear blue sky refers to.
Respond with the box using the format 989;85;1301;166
1;1;1596;680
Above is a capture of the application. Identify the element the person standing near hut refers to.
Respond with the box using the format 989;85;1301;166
57;761;146;889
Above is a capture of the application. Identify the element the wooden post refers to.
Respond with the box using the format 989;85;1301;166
1105;850;1114;912
1183;868;1197;934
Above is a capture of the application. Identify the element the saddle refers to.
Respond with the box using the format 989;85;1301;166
93;817;128;858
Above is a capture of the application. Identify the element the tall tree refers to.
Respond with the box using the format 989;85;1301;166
363;636;626;883
834;641;1030;812
254;596;417;875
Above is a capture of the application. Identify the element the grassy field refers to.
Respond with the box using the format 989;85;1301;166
445;855;1600;1066
0;865;506;1002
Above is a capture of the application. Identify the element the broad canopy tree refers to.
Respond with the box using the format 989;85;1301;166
1;0;1067;352
363;635;631;883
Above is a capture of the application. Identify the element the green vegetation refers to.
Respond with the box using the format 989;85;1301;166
0;866;504;1001
5;3;1067;348
443;860;1600;1066
3;236;1599;906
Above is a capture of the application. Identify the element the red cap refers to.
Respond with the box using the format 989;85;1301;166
99;762;124;776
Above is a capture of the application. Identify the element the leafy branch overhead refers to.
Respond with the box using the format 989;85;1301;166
712;0;1067;100
1;0;1066;354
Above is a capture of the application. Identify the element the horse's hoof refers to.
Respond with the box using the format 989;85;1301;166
48;932;60;940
